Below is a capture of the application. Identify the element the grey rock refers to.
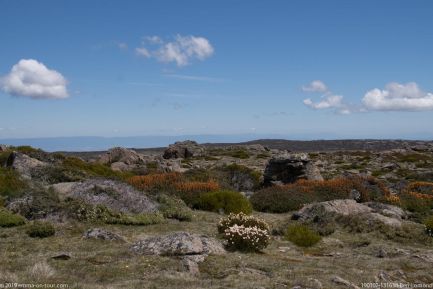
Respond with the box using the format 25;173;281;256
110;161;130;172
264;153;323;185
83;228;124;241
131;232;225;256
163;140;205;159
6;152;47;179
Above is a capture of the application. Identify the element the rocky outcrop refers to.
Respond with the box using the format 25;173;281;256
293;199;406;228
83;228;125;241
57;179;159;214
263;153;323;185
98;147;144;166
131;232;225;274
163;141;205;159
0;145;8;152
6;152;47;179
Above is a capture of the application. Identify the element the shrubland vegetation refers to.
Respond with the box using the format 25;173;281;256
250;177;390;213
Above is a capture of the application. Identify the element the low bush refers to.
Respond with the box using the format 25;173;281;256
217;212;269;234
223;224;270;252
26;221;55;238
158;194;193;221
424;216;433;237
285;224;321;247
197;190;252;214
0;209;26;227
106;212;165;226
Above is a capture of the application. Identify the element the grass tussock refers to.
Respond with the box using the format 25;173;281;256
0;208;26;227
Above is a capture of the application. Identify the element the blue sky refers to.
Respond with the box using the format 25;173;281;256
1;0;433;140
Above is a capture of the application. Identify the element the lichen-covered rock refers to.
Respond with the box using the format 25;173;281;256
62;179;159;214
131;232;225;274
264;153;323;185
294;199;404;228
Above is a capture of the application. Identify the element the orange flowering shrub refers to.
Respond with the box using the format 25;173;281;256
175;181;219;193
128;173;182;193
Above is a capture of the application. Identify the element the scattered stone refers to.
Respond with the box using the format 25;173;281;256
264;153;323;185
163;140;205;159
83;228;125;242
330;276;360;289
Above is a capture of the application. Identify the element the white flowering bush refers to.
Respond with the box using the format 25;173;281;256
217;212;270;234
223;224;270;251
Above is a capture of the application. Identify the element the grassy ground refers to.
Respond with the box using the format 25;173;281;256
1;210;432;289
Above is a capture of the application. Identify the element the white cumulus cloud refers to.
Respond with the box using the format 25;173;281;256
302;80;352;114
302;80;328;92
362;82;433;111
303;94;343;109
0;59;68;99
135;35;214;67
135;47;151;58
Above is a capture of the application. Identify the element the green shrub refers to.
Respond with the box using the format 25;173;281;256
197;190;252;214
0;209;26;227
26;221;55;238
158;194;193;221
217;212;269;234
0;168;28;198
425;216;433;237
285;224;321;247
106;212;165;226
223;224;270;252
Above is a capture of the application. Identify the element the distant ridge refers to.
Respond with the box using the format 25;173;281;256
1;135;432;152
